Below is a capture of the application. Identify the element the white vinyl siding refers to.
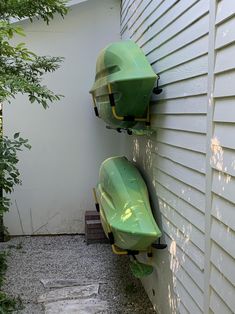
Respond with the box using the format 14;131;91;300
209;1;235;312
121;0;235;313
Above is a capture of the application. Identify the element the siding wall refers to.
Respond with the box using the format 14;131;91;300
121;1;235;313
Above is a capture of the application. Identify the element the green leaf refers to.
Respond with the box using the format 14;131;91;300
16;42;26;49
24;144;31;150
13;132;20;139
14;27;26;37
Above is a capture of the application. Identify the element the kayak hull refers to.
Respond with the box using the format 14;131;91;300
96;156;161;251
90;41;157;129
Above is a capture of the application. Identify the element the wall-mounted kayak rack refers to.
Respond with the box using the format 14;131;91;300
93;186;166;259
107;84;150;124
90;40;159;133
92;83;150;125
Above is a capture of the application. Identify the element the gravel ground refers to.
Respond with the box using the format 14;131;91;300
0;235;155;313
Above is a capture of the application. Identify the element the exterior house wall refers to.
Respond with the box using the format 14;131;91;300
4;0;122;235
121;0;235;313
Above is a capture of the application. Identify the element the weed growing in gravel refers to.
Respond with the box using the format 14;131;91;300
124;282;138;294
0;251;23;313
0;252;7;287
7;242;23;250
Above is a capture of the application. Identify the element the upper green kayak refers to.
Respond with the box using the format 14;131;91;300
90;40;157;129
96;156;162;251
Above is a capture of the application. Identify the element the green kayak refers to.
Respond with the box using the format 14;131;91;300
95;156;162;251
90;40;157;129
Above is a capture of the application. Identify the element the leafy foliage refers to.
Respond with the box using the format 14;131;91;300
0;133;31;216
0;22;65;108
0;292;21;314
0;0;67;314
0;1;68;310
0;0;68;108
0;1;68;225
0;252;7;287
0;0;67;23
0;251;23;313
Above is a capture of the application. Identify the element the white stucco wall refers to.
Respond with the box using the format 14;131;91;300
4;0;123;235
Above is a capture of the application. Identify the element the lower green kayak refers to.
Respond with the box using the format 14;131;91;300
96;156;162;251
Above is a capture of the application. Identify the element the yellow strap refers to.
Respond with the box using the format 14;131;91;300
112;244;128;255
108;83;150;123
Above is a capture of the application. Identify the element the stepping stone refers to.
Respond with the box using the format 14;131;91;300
44;298;108;314
37;284;99;303
40;279;106;289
